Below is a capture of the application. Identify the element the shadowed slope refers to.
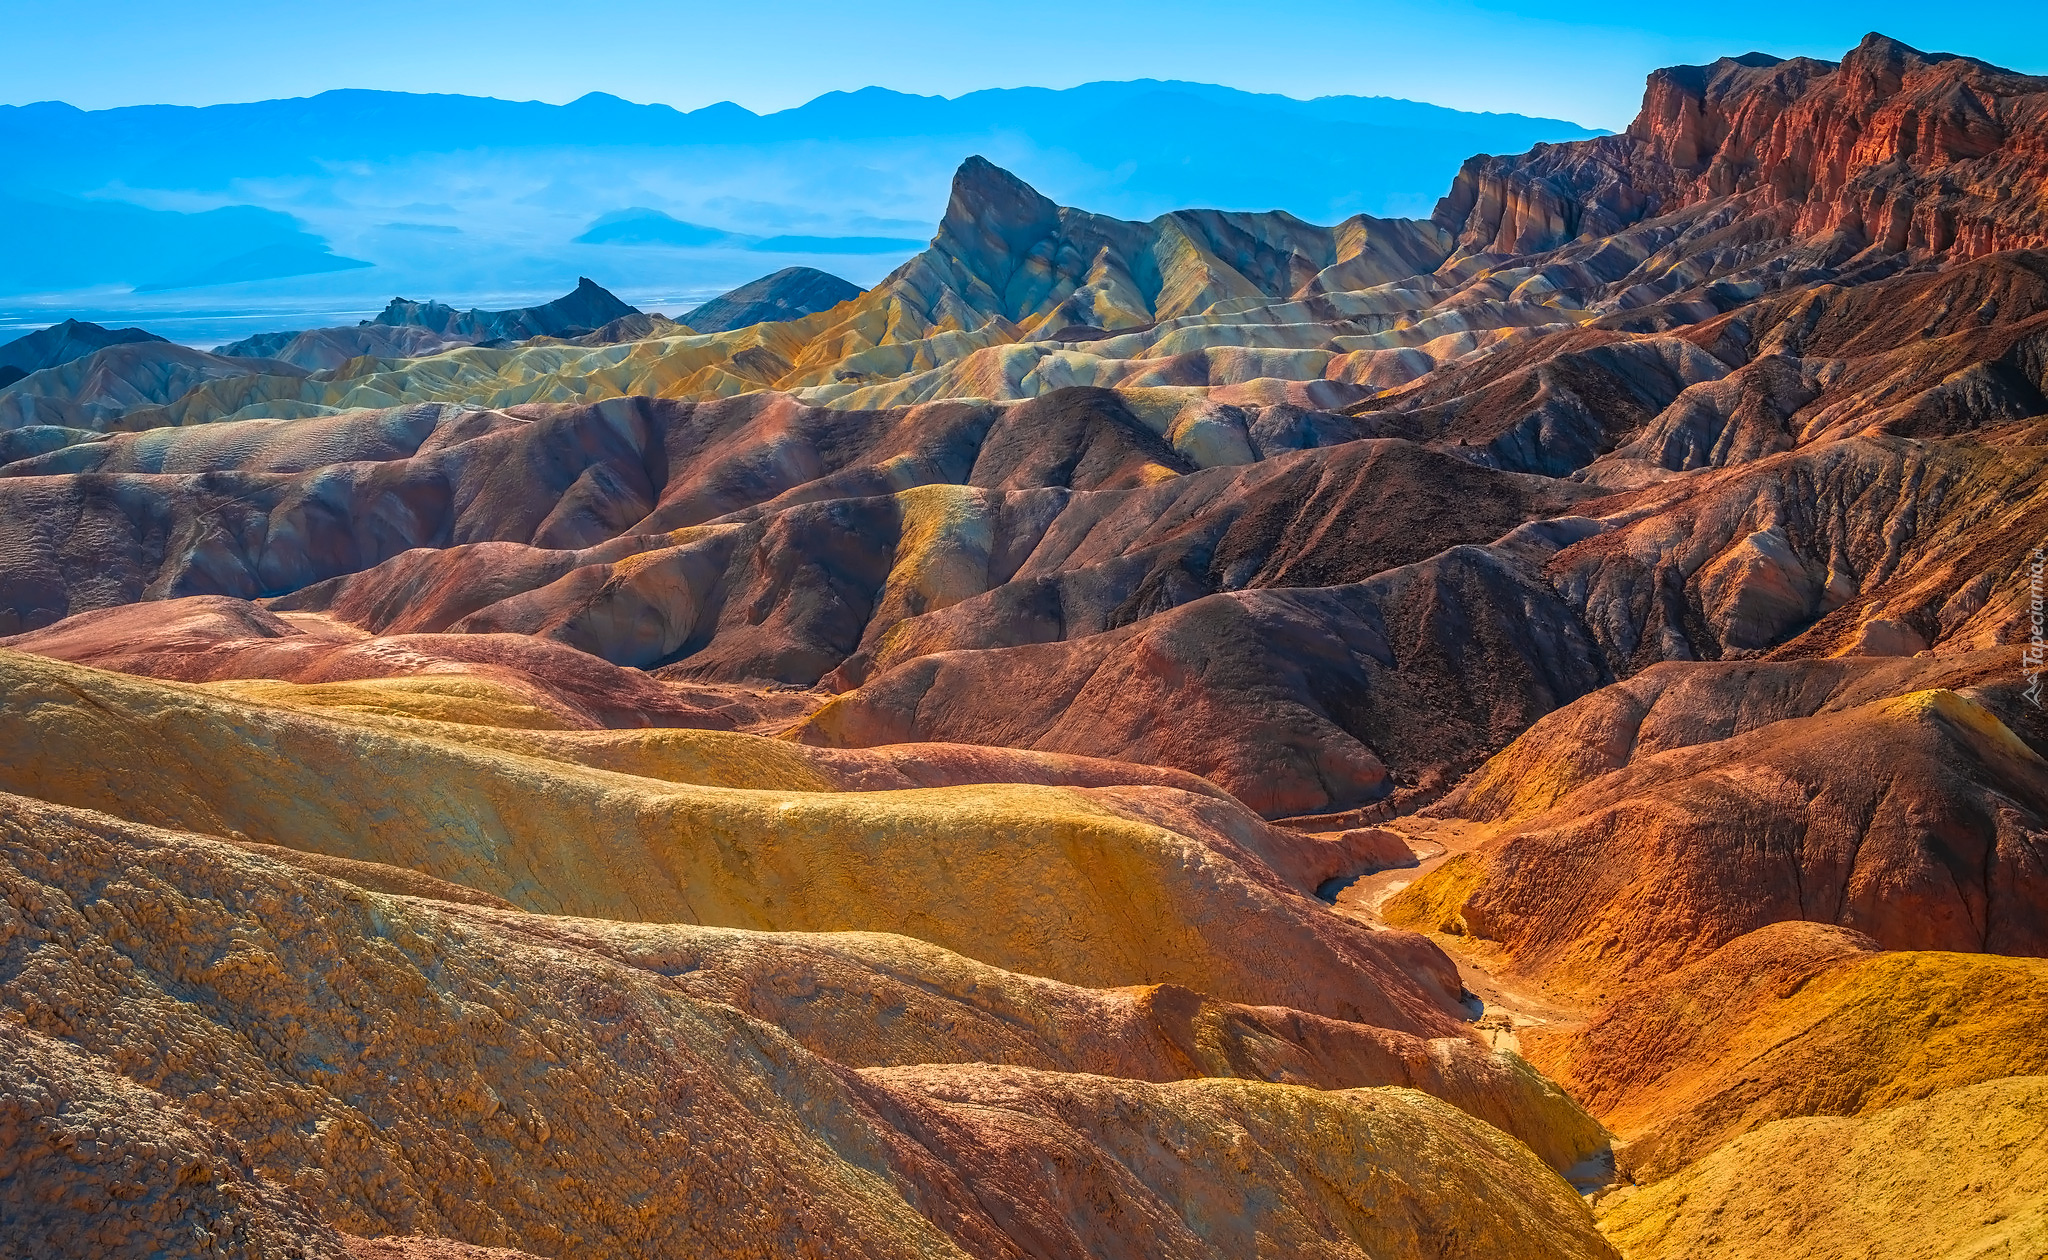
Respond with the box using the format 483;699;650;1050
826;438;1588;686
0;318;166;376
1552;435;2048;666
799;544;1611;816
0;596;741;729
263;433;1579;691
681;267;863;334
0;389;1239;635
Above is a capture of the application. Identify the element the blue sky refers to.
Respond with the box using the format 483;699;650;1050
3;0;2041;129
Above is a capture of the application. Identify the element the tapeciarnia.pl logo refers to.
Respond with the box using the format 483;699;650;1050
2027;547;2045;708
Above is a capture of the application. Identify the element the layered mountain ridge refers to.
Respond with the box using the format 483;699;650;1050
1440;34;2048;261
1;32;2044;1260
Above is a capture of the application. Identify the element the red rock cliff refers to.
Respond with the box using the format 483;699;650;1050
1436;32;2048;261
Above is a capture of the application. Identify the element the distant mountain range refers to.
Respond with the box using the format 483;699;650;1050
0;193;368;294
0;82;1600;303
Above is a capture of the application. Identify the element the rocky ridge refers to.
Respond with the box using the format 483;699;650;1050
679;266;864;334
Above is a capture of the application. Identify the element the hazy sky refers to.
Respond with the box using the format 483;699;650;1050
4;1;2041;130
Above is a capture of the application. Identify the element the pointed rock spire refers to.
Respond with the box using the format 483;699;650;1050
937;156;1061;289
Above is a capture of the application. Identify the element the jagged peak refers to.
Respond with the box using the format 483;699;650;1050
1625;31;2026;142
1444;28;2048;263
938;156;1062;283
944;157;1058;231
1838;31;2024;85
1845;31;1931;67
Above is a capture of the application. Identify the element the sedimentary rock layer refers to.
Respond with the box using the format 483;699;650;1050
0;790;1614;1259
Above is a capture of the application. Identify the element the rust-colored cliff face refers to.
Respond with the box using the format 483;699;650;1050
1438;33;2048;262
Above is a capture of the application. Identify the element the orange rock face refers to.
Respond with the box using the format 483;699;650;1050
1439;33;2048;262
1388;662;2046;990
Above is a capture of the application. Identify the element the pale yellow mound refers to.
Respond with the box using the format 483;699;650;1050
0;648;1457;1031
1599;1077;2048;1260
209;675;590;732
207;672;1229;799
1521;923;2048;1181
209;672;846;787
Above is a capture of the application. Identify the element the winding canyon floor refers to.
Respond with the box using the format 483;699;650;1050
2;30;2047;1260
1323;820;1581;1042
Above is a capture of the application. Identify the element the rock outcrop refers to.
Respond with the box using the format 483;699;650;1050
679;266;863;333
0;317;166;377
369;276;639;341
1437;33;2048;263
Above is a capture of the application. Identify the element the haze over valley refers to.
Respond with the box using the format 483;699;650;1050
0;83;1599;345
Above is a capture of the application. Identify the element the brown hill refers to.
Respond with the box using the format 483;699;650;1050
1387;669;2047;991
795;545;1610;816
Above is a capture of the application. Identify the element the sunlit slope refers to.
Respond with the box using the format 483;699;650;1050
0;792;1618;1259
1521;923;2048;1181
1598;1077;2048;1260
45;158;1547;429
0;648;1463;1031
1385;682;2048;992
